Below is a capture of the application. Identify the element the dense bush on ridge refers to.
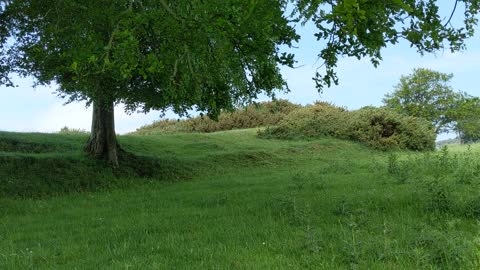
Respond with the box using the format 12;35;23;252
134;100;301;134
259;102;436;151
349;107;436;151
257;102;350;139
136;100;436;151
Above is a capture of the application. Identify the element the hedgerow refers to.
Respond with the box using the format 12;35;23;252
134;100;300;134
259;103;435;151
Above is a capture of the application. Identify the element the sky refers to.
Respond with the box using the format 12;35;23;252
0;1;478;140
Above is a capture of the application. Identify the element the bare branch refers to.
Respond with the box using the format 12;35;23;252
444;0;458;27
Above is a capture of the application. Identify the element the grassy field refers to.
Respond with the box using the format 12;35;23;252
1;129;479;269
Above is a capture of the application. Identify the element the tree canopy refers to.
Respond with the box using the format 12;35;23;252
1;0;479;165
290;0;480;89
1;0;299;166
1;0;298;115
384;68;480;140
383;68;464;134
455;96;480;143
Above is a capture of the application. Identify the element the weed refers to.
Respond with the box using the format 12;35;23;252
332;199;354;217
270;195;311;226
289;171;312;191
386;153;412;184
421;176;454;213
387;153;399;175
462;196;480;218
411;227;478;269
286;171;327;192
339;218;363;267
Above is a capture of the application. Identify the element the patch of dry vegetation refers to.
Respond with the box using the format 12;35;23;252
134;100;300;134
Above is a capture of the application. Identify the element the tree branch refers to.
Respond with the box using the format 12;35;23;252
444;0;458;27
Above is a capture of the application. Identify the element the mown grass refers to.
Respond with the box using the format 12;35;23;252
1;129;479;269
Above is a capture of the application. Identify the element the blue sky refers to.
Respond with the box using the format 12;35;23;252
0;1;478;140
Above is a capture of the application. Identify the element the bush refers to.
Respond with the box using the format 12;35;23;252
258;102;350;139
134;100;301;134
260;103;436;151
349;107;436;151
136;119;192;134
58;126;89;135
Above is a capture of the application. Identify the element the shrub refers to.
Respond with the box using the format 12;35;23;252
135;119;192;134
349;107;436;151
58;126;89;135
134;99;301;135
258;102;350;139
260;104;436;151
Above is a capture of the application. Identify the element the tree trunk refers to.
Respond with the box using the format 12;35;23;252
85;99;120;167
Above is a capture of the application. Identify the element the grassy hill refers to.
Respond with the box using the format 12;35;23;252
1;129;480;269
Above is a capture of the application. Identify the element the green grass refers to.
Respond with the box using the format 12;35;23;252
1;129;479;269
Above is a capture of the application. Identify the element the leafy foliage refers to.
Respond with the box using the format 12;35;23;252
1;0;479;109
350;107;436;151
291;0;480;90
1;0;298;117
455;97;480;143
258;102;350;139
383;68;464;134
134;100;300;134
0;2;12;86
1;0;302;165
259;103;435;151
1;0;480;164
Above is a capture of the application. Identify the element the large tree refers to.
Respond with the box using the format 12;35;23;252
1;0;479;166
0;0;298;166
383;68;463;134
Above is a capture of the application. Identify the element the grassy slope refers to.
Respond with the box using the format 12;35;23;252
1;130;479;269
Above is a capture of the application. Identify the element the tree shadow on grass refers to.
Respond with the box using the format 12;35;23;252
0;151;193;198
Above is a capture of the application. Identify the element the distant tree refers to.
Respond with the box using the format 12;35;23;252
1;0;479;166
383;68;463;134
455;97;480;143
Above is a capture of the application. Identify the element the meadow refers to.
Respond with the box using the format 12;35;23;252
1;128;480;269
